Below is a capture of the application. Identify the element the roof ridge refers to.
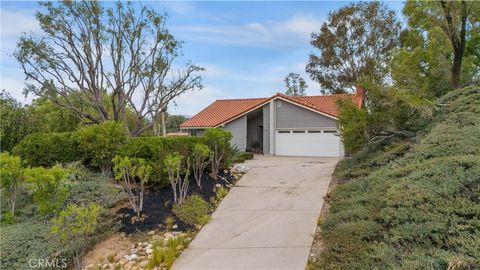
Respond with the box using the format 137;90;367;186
215;97;269;101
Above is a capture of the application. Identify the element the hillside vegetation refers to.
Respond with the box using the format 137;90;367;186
317;86;480;269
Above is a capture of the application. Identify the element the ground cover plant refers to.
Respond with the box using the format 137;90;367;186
0;169;125;270
315;86;480;269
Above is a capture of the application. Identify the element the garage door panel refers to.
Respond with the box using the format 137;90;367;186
275;130;341;157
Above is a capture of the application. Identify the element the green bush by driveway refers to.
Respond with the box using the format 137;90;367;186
317;86;480;269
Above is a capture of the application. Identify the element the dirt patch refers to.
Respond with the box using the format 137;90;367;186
82;233;134;267
307;172;339;267
116;172;235;234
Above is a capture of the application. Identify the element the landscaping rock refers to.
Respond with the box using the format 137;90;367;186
129;253;138;260
146;248;153;254
138;260;149;268
124;255;132;261
147;230;156;235
114;251;126;262
172;224;178;229
152;235;162;241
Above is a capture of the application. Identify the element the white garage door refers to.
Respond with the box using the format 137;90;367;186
275;130;342;157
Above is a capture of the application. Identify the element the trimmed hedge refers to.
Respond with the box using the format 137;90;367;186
12;132;81;167
117;136;207;186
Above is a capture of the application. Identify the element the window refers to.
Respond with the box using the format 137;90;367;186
292;130;305;133
323;130;337;134
307;130;321;133
278;130;290;133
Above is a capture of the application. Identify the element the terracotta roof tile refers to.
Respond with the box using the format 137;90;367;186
180;93;362;128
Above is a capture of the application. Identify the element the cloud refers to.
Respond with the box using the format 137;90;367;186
172;14;323;47
169;85;230;116
0;8;39;37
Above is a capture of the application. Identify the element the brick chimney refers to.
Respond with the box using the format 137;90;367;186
354;85;365;108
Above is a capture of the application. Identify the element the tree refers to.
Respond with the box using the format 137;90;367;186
0;92;80;152
166;115;188;133
77;121;127;176
0;153;24;218
0;91;33;152
164;153;190;204
112;156;152;217
284;73;307;96
24;165;70;215
204;129;232;179
192;143;212;189
390;28;454;98
26;97;80;133
306;2;401;94
15;1;203;136
403;1;480;89
51;203;102;270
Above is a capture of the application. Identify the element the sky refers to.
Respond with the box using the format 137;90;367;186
0;1;405;116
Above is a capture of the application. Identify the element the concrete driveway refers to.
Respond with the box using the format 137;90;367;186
172;156;338;270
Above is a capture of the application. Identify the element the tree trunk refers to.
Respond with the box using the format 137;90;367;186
452;50;463;89
161;110;167;137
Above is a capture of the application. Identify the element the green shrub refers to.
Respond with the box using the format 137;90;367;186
172;195;211;226
77;121;127;175
12;132;80;167
24;165;70;215
65;175;126;208
336;98;368;154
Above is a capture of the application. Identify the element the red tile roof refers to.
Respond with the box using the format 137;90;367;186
180;92;362;128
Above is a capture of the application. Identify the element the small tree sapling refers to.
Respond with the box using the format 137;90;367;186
0;152;24;218
51;203;102;270
204;128;232;179
192;143;212;189
112;156;152;217
164;153;191;204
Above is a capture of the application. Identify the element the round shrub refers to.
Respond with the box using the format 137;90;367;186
172;195;211;226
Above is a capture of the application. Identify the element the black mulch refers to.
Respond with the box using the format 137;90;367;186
117;172;234;234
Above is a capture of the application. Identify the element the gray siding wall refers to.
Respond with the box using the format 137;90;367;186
262;105;270;154
224;115;247;151
187;129;204;136
275;100;337;129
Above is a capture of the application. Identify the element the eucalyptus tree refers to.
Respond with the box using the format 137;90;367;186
306;2;401;94
16;1;203;136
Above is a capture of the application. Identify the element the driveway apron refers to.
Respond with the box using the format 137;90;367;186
172;156;338;270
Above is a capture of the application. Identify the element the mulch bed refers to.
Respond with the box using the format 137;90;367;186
117;172;234;234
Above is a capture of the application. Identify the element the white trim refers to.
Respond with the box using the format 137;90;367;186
269;100;275;155
275;97;339;121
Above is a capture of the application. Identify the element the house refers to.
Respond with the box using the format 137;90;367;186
180;88;363;157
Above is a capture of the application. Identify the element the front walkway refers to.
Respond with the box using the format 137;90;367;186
172;156;338;270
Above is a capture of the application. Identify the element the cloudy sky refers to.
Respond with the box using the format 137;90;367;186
0;1;404;116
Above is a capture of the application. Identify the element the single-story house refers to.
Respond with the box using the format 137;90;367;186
180;88;363;157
